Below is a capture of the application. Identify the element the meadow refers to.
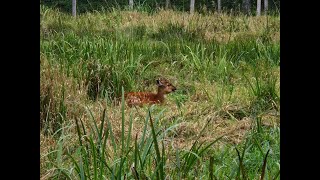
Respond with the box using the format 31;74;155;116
40;5;280;179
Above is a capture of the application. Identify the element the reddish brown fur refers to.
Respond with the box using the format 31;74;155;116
125;78;176;107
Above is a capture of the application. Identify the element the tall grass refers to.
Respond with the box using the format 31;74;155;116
41;6;280;179
44;90;279;179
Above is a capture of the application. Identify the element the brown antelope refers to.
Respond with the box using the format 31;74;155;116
125;78;177;107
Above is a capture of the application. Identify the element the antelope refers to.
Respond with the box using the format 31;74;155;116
125;78;177;107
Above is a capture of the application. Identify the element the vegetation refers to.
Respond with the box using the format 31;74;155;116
40;4;280;179
41;0;280;15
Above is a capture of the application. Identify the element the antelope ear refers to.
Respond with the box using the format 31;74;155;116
156;79;164;86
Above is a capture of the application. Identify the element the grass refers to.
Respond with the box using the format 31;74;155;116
40;5;280;179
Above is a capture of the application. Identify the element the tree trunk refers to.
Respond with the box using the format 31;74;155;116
72;0;76;17
166;0;170;9
243;0;251;14
129;0;134;9
256;0;261;16
217;0;221;13
190;0;195;14
264;0;268;15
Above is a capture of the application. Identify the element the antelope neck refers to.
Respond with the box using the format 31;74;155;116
155;88;165;102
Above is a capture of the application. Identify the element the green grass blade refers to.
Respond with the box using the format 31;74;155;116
66;150;81;176
139;109;150;148
118;86;125;179
106;113;117;154
86;106;99;140
209;156;214;180
148;109;164;180
198;135;225;156
126;112;133;154
272;169;280;180
133;133;140;180
75;118;83;147
57;138;63;166
260;149;270;180
175;148;181;179
235;147;247;180
88;135;98;180
99;108;107;144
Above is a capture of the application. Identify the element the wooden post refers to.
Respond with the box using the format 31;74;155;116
72;0;76;17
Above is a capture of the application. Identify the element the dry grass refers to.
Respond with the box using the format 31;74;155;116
40;75;277;151
41;9;279;43
117;10;279;42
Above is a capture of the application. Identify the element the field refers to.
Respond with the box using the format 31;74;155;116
40;5;280;179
